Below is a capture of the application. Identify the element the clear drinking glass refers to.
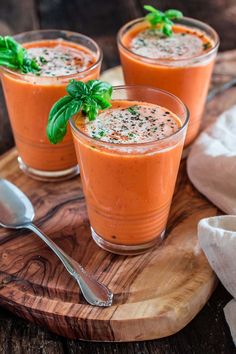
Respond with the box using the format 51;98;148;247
70;86;189;255
118;17;219;146
0;30;102;181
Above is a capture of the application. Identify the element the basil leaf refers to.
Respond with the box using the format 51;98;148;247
66;80;88;98
86;81;112;110
143;5;162;15
0;36;40;74
47;96;82;144
0;61;18;70
144;4;183;36
163;23;173;37
163;17;173;25
90;83;112;105
165;9;183;20
82;98;99;121
93;95;112;110
87;80;112;95
145;13;163;28
47;79;112;143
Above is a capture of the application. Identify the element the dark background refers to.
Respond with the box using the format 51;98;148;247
0;1;236;353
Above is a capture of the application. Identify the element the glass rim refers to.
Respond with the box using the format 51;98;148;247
117;16;220;65
0;29;103;80
70;84;190;149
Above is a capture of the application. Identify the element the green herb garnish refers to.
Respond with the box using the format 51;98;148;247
47;79;113;144
0;36;40;74
98;130;106;137
128;105;139;114
92;130;106;140
39;56;47;64
203;42;212;51
144;5;183;37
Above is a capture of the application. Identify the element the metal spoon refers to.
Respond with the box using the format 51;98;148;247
0;178;113;307
207;77;236;102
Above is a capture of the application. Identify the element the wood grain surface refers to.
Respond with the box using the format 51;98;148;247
0;145;218;341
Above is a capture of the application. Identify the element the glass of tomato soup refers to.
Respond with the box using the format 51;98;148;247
118;17;219;146
70;86;189;255
0;30;102;180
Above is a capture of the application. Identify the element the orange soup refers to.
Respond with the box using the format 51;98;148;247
118;19;219;146
71;94;188;255
1;31;101;179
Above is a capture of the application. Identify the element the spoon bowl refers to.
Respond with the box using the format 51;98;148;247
0;179;34;228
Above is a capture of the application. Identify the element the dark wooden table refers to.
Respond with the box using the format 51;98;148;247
0;1;236;353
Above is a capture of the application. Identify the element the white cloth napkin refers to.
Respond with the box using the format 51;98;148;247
187;105;236;345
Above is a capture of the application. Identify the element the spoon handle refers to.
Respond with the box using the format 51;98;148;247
207;77;236;102
26;223;113;307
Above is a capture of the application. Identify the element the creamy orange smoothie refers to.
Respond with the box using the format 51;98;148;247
118;18;219;146
70;86;189;255
0;30;102;180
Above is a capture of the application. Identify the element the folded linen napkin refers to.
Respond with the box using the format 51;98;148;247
187;105;236;214
187;105;236;345
198;216;236;345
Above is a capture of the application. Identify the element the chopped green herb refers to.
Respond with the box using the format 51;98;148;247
98;130;105;137
128;105;139;115
92;132;106;140
203;42;212;50
39;56;47;64
136;38;147;46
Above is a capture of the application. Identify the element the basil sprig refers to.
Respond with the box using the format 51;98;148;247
47;79;113;144
0;36;40;74
144;5;183;37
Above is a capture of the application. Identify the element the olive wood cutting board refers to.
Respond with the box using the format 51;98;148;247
0;50;235;341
